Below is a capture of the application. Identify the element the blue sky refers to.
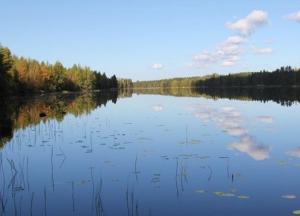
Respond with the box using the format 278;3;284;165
0;0;299;80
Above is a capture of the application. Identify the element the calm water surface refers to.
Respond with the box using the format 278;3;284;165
1;90;300;216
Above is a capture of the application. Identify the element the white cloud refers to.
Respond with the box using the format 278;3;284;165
194;35;244;67
192;10;269;68
218;36;244;67
191;10;270;69
264;39;273;44
222;56;240;67
151;63;164;70
194;51;215;63
287;11;300;23
222;60;236;67
225;36;245;45
253;47;273;54
226;10;268;36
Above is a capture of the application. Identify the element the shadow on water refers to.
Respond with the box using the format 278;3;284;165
0;91;124;148
1;87;299;147
134;87;300;106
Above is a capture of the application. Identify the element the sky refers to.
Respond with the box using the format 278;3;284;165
0;0;299;81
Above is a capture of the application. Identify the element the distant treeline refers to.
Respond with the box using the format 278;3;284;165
195;66;300;87
118;78;133;89
0;44;133;95
134;76;205;89
134;66;300;89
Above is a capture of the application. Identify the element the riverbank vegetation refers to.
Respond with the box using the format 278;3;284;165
0;44;133;95
134;66;300;89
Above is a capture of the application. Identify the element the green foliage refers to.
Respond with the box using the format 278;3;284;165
134;76;211;89
0;44;124;95
195;66;300;87
134;66;300;89
0;46;13;73
0;45;15;93
118;78;133;89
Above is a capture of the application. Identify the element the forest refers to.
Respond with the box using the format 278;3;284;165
134;66;300;89
0;44;132;95
194;66;300;88
2;42;299;96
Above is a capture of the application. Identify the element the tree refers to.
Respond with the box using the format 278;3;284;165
0;43;123;95
110;75;118;89
0;46;14;93
0;46;13;74
48;61;66;91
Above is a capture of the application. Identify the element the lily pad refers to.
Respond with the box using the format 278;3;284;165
222;193;235;197
293;210;300;215
214;192;224;196
238;195;250;199
278;160;287;165
198;156;210;160
214;192;235;197
190;139;201;144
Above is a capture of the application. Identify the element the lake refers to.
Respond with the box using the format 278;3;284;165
1;88;300;216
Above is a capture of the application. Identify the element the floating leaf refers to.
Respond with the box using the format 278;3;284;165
190;139;201;144
238;195;250;199
214;192;224;196
293;210;300;215
214;192;235;197
198;156;210;160
278;160;287;165
222;193;235;197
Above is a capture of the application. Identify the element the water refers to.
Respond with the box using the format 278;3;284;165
1;89;300;216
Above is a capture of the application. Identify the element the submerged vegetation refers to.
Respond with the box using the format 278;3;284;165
1;86;300;215
0;44;132;95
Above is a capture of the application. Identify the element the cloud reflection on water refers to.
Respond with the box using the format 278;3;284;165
287;147;300;158
230;136;270;160
189;104;270;161
152;105;164;112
